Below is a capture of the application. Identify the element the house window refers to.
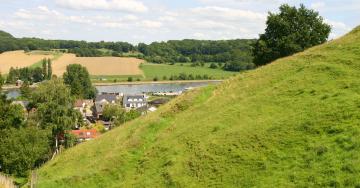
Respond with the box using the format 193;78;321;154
126;104;130;107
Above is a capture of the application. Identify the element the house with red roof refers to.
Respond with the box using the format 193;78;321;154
70;129;98;142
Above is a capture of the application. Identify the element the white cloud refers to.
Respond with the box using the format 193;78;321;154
157;6;266;39
4;0;356;43
102;22;124;28
197;0;280;4
55;0;148;13
193;32;205;38
140;20;163;29
311;2;325;10
159;16;175;22
190;6;266;22
325;19;351;32
124;14;138;21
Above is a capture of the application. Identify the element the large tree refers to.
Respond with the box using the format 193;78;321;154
42;59;47;79
0;73;3;88
0;73;51;177
63;64;96;99
0;127;51;176
253;4;331;66
47;58;52;80
31;79;81;155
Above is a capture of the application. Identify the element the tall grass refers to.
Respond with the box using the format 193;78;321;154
36;26;360;187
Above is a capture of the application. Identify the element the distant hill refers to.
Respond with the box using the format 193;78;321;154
37;26;360;187
0;30;14;38
0;30;254;68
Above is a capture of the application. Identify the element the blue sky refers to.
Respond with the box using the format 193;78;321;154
0;0;358;44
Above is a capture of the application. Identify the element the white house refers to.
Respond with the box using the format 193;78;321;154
123;94;147;110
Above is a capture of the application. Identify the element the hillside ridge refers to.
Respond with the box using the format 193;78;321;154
37;26;360;187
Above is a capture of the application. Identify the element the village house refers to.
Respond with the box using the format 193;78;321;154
74;99;93;118
123;94;147;110
94;94;120;119
15;80;23;86
70;129;98;142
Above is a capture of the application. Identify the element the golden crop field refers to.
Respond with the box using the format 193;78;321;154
52;54;144;76
0;51;53;74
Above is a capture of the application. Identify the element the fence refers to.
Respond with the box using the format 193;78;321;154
0;173;16;188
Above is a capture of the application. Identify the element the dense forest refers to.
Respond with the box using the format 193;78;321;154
139;40;254;62
0;30;255;71
0;30;134;56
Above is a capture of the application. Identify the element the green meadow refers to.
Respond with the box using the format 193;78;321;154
91;63;237;83
141;63;237;80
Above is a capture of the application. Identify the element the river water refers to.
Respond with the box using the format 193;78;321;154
96;81;221;95
5;81;221;99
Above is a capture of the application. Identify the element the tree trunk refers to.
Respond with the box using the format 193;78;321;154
51;135;58;160
55;135;58;153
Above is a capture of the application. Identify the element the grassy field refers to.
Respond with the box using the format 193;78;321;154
90;75;143;83
36;26;360;187
141;63;237;80
91;63;237;83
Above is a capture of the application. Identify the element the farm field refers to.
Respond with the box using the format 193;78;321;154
52;54;145;76
90;62;238;83
0;50;236;82
141;63;237;80
0;51;53;74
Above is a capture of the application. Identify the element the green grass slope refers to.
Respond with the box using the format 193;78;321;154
37;27;360;187
141;63;236;80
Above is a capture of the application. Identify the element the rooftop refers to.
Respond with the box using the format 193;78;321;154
95;94;118;103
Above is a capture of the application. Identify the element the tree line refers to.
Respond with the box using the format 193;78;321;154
138;39;256;71
0;30;256;71
0;31;134;56
6;58;52;84
0;3;331;73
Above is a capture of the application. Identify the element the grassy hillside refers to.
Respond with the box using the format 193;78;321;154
37;27;360;187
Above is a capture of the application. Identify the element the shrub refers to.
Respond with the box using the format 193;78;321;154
210;63;218;69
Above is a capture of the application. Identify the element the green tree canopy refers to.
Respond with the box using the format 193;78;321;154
0;73;50;177
0;127;51;176
253;4;331;66
42;59;48;79
47;58;52;80
63;64;96;99
31;79;81;152
102;104;125;123
0;73;3;89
